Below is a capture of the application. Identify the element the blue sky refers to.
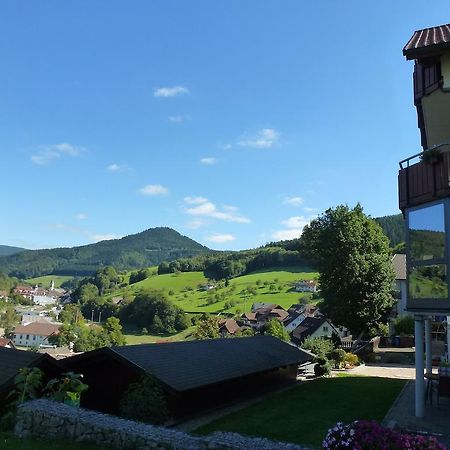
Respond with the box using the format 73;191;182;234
0;1;448;250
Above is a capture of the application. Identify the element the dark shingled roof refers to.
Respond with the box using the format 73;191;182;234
404;23;450;59
0;347;50;388
112;336;311;392
65;336;313;393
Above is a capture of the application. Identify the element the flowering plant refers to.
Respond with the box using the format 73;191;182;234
323;420;445;450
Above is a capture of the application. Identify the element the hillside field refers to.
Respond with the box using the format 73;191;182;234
25;275;74;288
107;266;319;314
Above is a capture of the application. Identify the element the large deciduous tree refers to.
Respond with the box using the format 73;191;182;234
301;204;395;339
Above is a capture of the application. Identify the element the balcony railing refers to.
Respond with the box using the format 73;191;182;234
398;143;450;211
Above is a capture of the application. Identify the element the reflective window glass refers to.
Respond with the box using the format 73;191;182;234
409;203;445;261
409;264;448;299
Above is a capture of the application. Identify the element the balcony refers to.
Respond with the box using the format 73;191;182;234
399;144;450;212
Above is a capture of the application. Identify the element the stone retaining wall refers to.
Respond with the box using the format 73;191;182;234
15;399;311;450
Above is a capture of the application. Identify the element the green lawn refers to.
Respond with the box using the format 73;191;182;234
106;267;318;314
0;432;103;450
195;376;406;449
124;326;196;344
25;275;74;289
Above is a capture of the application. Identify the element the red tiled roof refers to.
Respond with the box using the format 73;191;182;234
404;23;450;59
271;309;289;320
0;338;13;347
14;322;60;337
243;312;256;321
219;319;241;335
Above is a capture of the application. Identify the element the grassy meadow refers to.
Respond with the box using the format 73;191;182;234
25;275;74;288
123;325;196;345
107;266;319;314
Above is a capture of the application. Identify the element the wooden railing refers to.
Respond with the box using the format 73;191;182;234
399;145;450;211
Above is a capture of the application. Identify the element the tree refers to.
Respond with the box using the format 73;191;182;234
102;317;126;346
301;204;395;341
194;316;220;339
0;305;19;337
77;283;99;304
264;319;290;341
59;304;83;324
301;337;334;358
119;290;188;334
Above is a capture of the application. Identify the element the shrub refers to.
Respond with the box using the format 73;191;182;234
330;348;347;369
323;420;445;449
314;356;331;377
394;315;415;336
301;337;335;358
119;375;168;425
344;352;359;367
44;372;88;406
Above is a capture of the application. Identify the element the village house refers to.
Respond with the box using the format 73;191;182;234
242;304;288;331
62;336;314;419
295;279;318;293
398;21;450;419
218;318;242;336
283;303;320;333
0;338;16;349
13;322;60;348
200;283;216;291
290;316;340;346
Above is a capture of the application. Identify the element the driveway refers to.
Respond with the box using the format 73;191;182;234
343;363;416;379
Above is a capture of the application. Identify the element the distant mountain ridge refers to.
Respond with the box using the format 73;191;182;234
0;227;212;278
0;245;26;256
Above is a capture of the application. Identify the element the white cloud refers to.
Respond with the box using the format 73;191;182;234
183;197;250;224
106;163;132;173
205;233;236;244
31;143;84;165
185;219;209;230
139;184;169;196
168;115;189;123
184;196;209;205
200;157;218;165
272;215;313;241
281;216;310;229
76;213;88;220
222;144;232;150
271;229;303;241
304;207;320;213
154;86;189;98
238;128;280;149
283;196;304;207
90;234;120;242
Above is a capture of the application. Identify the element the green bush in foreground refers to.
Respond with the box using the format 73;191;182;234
119;375;168;425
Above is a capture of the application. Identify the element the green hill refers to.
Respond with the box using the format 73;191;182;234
375;214;405;247
0;245;26;256
107;266;319;314
0;227;212;279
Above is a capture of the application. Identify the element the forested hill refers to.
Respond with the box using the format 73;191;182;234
0;245;26;256
374;214;405;247
0;228;212;278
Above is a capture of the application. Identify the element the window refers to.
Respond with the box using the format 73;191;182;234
33;336;36;340
323;326;329;332
26;334;29;340
408;201;448;303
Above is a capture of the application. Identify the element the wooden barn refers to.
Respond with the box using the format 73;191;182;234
62;335;313;419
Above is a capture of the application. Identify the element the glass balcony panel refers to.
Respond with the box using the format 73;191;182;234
409;203;445;261
409;264;448;299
